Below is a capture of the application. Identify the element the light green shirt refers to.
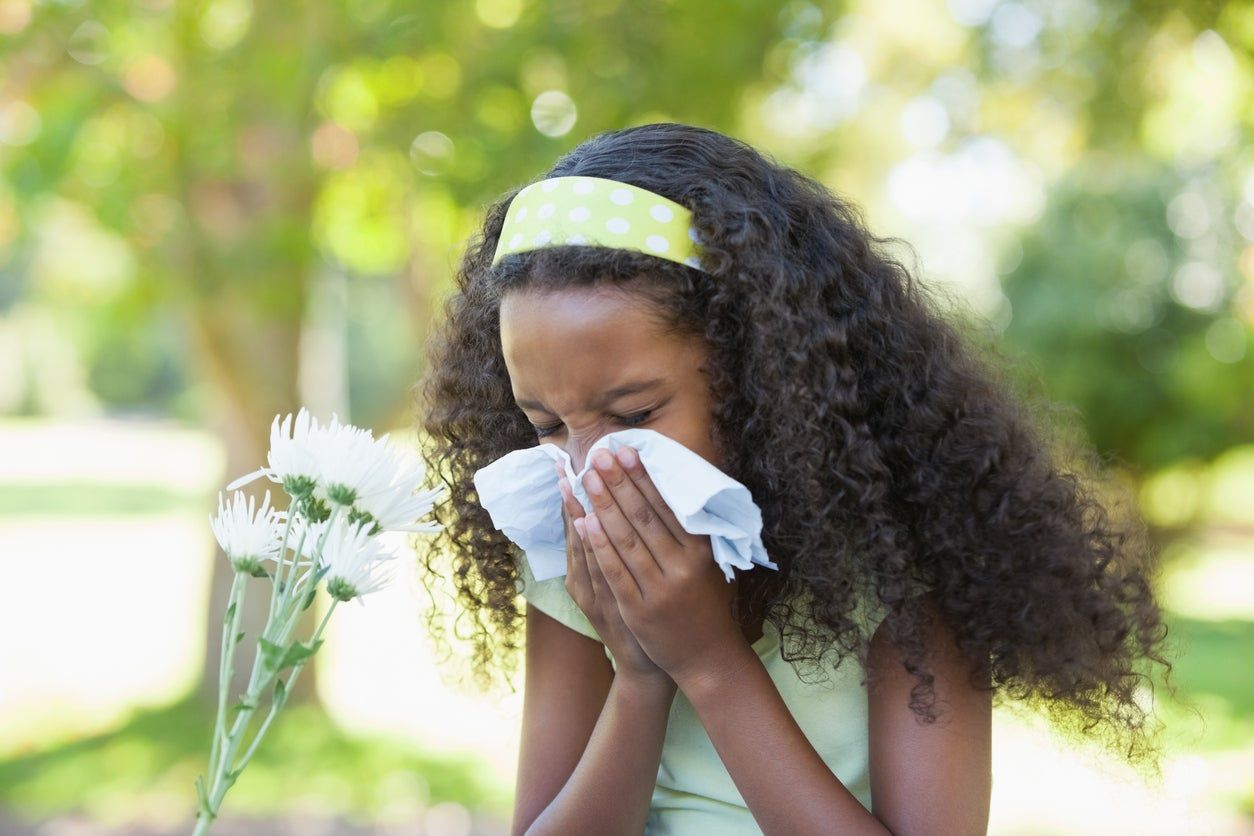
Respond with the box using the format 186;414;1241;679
516;556;892;834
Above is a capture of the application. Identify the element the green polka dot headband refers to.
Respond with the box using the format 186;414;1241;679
492;175;709;272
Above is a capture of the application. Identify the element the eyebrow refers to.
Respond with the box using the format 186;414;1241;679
515;377;667;412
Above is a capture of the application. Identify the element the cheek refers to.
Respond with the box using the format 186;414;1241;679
661;406;721;470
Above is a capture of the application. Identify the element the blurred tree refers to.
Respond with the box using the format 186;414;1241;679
2;0;1251;715
966;0;1254;471
0;0;833;707
1000;159;1253;473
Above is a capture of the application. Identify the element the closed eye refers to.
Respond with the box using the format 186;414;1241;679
533;410;654;438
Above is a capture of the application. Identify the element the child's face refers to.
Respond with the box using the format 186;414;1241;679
500;285;721;474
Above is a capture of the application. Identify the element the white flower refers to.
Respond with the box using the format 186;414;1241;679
221;407;447;537
210;489;283;574
307;414;401;508
355;444;446;534
282;514;334;562
225;408;323;495
316;515;399;605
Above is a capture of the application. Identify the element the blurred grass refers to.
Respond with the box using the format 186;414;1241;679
1165;617;1254;722
0;693;512;826
1154;616;1254;760
0;484;202;516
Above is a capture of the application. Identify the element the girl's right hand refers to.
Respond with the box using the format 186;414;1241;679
555;461;675;690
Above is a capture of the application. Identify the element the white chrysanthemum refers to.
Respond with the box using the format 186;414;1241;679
210;489;283;574
225;408;323;495
283;514;335;562
306;413;400;508
355;444;446;534
316;516;399;605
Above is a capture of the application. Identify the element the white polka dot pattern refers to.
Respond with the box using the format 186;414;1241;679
492;175;709;273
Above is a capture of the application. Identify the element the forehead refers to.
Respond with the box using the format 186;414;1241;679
499;286;689;394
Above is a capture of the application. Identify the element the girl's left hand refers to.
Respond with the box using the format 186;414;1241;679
572;444;746;686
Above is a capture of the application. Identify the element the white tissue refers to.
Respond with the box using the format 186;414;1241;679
471;427;779;583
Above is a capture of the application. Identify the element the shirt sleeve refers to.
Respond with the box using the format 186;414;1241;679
853;577;939;638
854;592;893;638
515;550;603;644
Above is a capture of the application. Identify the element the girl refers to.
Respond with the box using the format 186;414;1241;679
416;122;1175;835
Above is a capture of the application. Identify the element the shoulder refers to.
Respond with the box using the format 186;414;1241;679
864;586;993;740
866;589;983;686
864;589;993;831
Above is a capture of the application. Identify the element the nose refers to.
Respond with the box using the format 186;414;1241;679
565;443;588;476
563;433;608;476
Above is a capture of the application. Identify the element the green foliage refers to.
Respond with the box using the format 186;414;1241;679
1;0;818;431
1001;161;1253;471
4;0;1250;467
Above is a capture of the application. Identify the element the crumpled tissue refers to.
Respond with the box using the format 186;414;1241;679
471;427;779;583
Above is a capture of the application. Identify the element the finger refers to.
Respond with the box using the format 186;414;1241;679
557;464;586;524
583;451;667;587
558;471;592;594
574;515;612;603
614;446;723;581
582;510;643;603
610;445;687;543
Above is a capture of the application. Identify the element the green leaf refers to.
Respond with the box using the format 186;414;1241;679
273;677;287;709
300;586;317;611
233;696;257;711
258;636;325;674
234;630;245;645
228;696;256;722
279;638;324;670
248;563;271;579
258;637;286;672
224;601;236;625
194;774;209;811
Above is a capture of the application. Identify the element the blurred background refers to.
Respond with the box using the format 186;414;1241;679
1;0;1251;833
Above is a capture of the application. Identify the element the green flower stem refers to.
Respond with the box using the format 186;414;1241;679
274;567;323;645
195;570;256;834
265;508;298;626
194;504;343;833
206;571;246;792
195;599;295;832
229;598;340;778
270;504;340;633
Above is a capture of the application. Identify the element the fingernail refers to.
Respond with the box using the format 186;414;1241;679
593;449;614;471
584;470;603;494
616;446;637;468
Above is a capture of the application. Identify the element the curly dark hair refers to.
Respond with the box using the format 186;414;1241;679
413;121;1179;770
